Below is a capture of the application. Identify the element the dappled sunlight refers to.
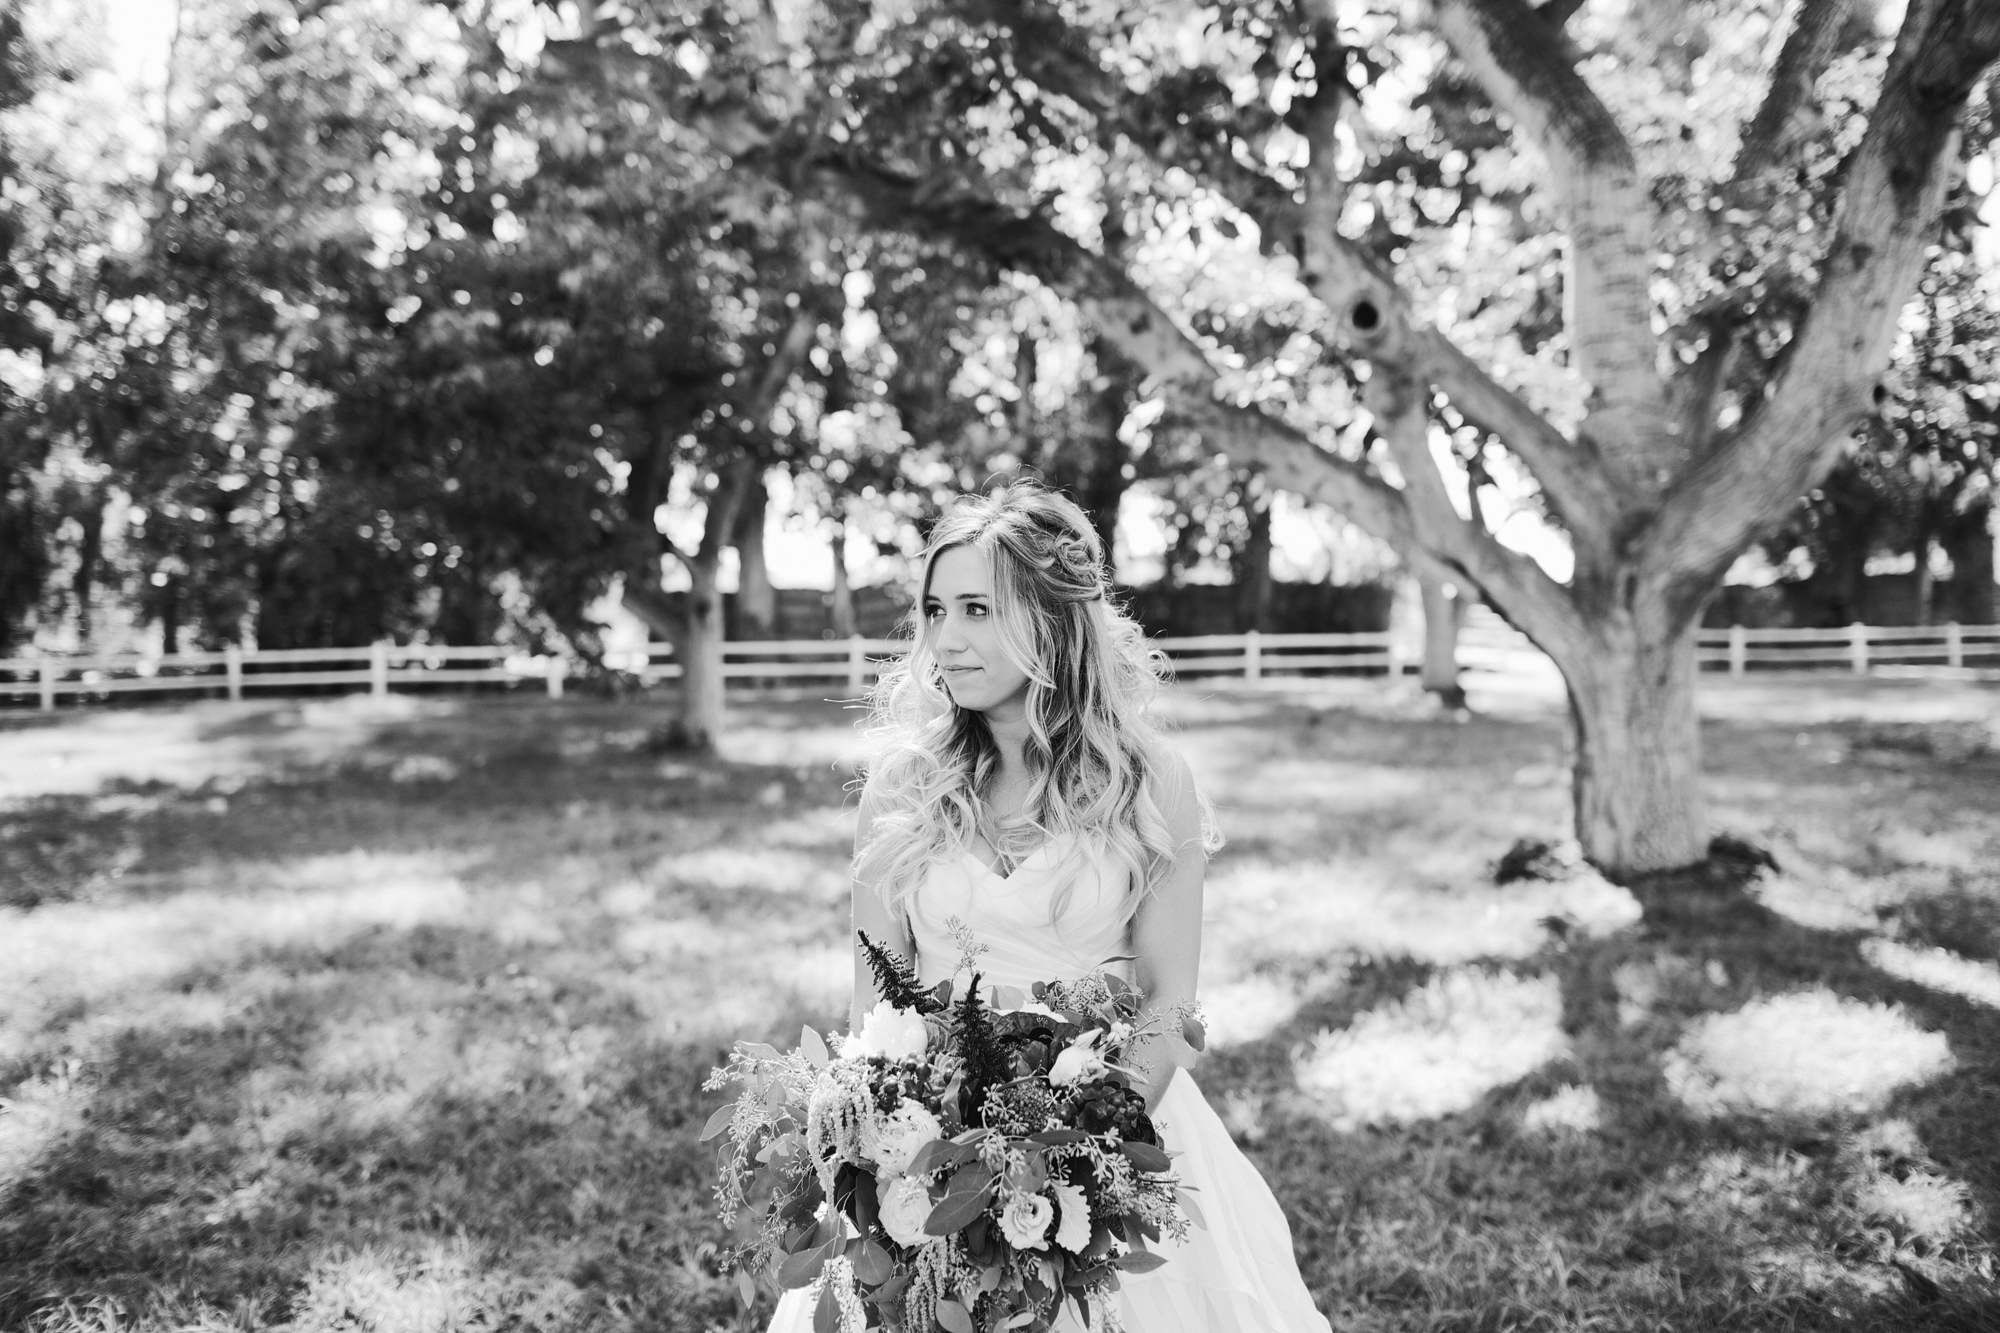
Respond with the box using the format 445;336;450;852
0;698;459;805
756;805;859;848
1200;968;1345;1049
1872;824;1990;873
1520;1084;1601;1136
0;1064;88;1197
1751;870;1888;932
1223;761;1433;815
1862;938;2000;1008
613;937;850;1042
1664;989;1954;1118
0;851;470;1065
287;1241;583;1333
1204;857;1639;972
1294;968;1568;1131
652;844;847;898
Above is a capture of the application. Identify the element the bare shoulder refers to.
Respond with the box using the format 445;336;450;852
1143;741;1203;826
851;768;892;852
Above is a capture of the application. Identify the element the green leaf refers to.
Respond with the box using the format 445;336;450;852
935;1299;975;1333
698;1103;736;1142
1028;1129;1087;1146
777;1245;828;1290
800;1025;830;1068
1119;1141;1171;1173
1179;1015;1206;1052
849;1237;895;1285
812;1278;841;1333
1110;1251;1168;1274
735;1268;758;1309
1177;1187;1207;1231
906;1139;974;1177
946;1162;997;1196
738;1041;783;1062
923;1186;995;1235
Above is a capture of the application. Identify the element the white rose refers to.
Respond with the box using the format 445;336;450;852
1048;1032;1107;1087
998;1192;1054;1251
867;1099;943;1177
1050;1182;1092;1254
879;1173;934;1248
844;1001;931;1062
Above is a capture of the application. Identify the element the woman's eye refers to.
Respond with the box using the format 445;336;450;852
966;605;986;618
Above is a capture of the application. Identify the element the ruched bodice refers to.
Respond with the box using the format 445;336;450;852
907;835;1133;990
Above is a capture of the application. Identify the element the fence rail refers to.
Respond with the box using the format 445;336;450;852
4;621;1997;712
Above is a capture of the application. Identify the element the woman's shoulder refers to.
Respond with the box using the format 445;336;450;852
1138;740;1201;819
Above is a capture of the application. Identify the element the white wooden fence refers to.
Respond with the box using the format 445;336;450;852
3;622;1997;712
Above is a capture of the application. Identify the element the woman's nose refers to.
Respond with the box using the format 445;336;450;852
935;616;968;652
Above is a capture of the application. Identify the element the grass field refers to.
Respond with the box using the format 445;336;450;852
2;675;1998;1332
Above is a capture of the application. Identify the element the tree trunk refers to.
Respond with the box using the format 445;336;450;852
1560;620;1707;875
1913;531;1935;626
162;576;182;657
735;473;776;638
1418;576;1465;707
672;552;730;748
829;518;857;638
1943;501;1995;623
72;490;105;649
1241;492;1274;632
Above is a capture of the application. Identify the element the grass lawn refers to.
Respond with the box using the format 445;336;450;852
2;675;1998;1332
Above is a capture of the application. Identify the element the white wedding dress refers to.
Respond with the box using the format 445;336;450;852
766;834;1334;1332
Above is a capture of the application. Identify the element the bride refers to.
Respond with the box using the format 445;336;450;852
767;481;1331;1332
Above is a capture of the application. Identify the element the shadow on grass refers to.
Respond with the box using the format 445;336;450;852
0;920;825;1332
5;689;1999;1332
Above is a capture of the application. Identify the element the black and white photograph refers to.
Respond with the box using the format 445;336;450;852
3;0;1998;1329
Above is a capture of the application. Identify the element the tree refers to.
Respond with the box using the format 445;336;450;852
1763;245;2000;625
676;0;2000;875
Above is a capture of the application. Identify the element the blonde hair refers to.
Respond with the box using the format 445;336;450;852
855;480;1216;924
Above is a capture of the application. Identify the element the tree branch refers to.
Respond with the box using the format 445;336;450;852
1289;5;1619;567
1643;0;2000;625
1537;0;1588;28
1733;0;1857;185
1430;0;1670;494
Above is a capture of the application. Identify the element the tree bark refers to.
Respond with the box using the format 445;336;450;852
1419;577;1465;706
1561;621;1706;874
829;516;857;639
735;471;776;638
1913;531;1936;626
1241;488;1274;633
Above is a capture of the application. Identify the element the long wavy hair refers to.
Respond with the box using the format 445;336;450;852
855;481;1217;925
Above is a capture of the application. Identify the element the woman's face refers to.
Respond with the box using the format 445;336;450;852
924;544;1033;722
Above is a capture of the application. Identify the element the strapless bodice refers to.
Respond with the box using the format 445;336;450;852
908;835;1134;991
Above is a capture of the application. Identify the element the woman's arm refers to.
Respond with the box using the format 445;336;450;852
848;782;914;1031
1126;748;1208;1114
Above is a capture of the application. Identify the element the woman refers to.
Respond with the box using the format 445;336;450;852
769;481;1332;1332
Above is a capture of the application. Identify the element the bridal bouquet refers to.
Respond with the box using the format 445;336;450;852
701;928;1206;1333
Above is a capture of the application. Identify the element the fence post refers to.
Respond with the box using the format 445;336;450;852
225;644;243;702
847;635;866;692
39;659;55;712
1849;622;1869;675
1946;621;1963;670
1243;629;1262;682
1728;625;1746;678
1387;638;1409;681
371;640;390;697
546;655;566;699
